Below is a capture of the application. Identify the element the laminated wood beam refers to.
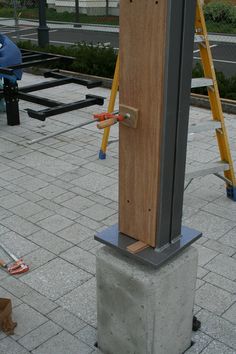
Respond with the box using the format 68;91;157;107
119;0;197;247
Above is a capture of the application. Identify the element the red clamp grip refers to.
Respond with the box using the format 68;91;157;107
93;113;114;121
94;112;126;129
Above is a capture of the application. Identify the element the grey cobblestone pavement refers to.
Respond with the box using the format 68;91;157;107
0;73;236;354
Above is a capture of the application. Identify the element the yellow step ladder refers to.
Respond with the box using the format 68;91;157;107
98;0;236;200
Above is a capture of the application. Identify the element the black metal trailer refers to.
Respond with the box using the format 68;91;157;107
0;49;104;126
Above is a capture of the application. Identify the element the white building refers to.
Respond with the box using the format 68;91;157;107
47;0;119;16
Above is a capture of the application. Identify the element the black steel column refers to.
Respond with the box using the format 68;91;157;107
74;0;81;27
106;0;109;16
38;0;49;47
170;0;197;241
155;0;197;248
3;79;20;126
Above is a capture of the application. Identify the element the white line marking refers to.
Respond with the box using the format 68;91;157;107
193;44;218;53
12;36;75;45
0;26;36;34
20;32;38;37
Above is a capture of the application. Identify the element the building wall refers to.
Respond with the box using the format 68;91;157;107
47;0;120;16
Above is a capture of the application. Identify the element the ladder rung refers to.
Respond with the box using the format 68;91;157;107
188;120;221;134
194;35;205;43
191;78;213;89
186;162;229;179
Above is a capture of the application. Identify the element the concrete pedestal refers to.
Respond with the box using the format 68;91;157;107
96;246;198;354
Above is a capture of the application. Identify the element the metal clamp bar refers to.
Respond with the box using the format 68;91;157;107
20;78;73;93
27;119;96;145
20;48;75;61
22;54;49;62
7;57;62;70
28;109;118;145
0;67;15;76
44;70;102;89
27;94;104;121
18;92;61;108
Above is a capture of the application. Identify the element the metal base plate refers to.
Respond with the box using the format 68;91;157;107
95;224;202;268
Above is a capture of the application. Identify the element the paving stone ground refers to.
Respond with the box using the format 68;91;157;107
0;72;236;353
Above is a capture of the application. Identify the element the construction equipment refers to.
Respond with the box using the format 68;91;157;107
0;243;29;275
0;44;104;126
95;111;130;130
27;109;119;145
98;0;236;201
193;0;236;200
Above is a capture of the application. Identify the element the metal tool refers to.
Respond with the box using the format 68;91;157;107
94;111;125;129
27;110;119;145
0;243;29;275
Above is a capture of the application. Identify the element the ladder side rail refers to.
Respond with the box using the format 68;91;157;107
99;54;120;159
195;0;236;186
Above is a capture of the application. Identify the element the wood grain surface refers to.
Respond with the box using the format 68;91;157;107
119;0;168;247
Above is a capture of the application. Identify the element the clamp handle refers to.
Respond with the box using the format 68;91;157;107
94;112;125;130
97;117;118;129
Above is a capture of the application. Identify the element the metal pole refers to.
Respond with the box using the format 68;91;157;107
28;110;119;145
74;0;81;27
106;0;109;17
28;119;96;145
13;0;20;42
38;0;49;47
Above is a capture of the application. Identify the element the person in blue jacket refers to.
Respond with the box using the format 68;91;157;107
0;34;23;112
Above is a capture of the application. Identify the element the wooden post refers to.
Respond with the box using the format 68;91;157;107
119;0;196;248
96;0;201;267
119;1;167;247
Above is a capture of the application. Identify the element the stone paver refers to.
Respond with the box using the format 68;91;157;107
57;278;97;327
36;214;74;233
198;310;236;350
81;203;116;221
0;215;40;237
223;303;236;324
22;248;56;272
18;321;62;351
57;223;93;244
11;304;47;340
28;229;73;255
205;254;236;281
0;231;39;256
47;307;86;334
0;337;30;354
201;340;236;354
0;73;236;353
21;291;58;315
195;283;235;315
75;325;97;348
60;246;96;274
21;258;92;300
73;172;115;193
32;330;93;354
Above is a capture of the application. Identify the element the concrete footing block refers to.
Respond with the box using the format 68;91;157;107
96;245;198;354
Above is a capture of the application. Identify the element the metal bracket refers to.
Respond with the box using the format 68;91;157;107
95;224;202;268
120;104;139;128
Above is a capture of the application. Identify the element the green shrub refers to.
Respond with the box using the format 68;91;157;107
18;41;117;78
204;1;235;23
18;41;236;100
229;5;236;24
